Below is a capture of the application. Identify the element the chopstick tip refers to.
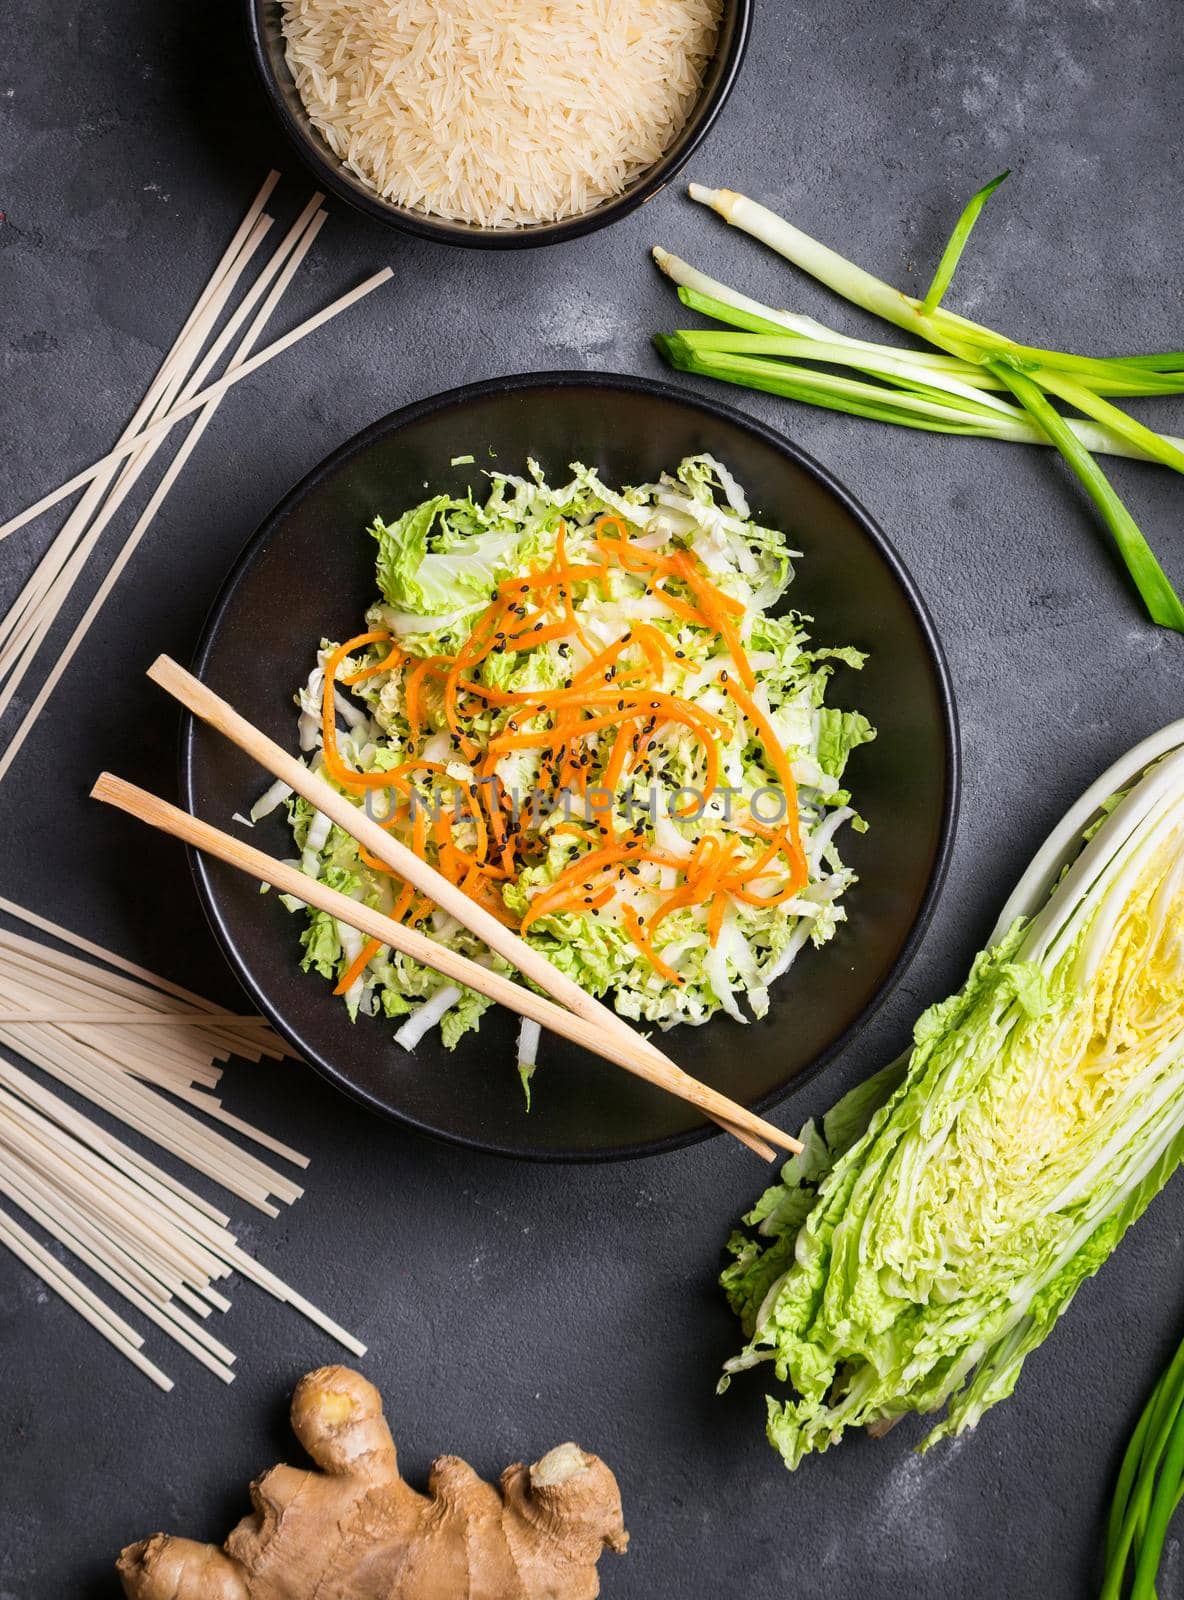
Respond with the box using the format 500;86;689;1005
146;652;177;686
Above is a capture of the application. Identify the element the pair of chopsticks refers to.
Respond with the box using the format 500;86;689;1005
91;657;800;1161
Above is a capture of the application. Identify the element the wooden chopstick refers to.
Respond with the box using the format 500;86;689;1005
91;773;799;1159
147;655;796;1159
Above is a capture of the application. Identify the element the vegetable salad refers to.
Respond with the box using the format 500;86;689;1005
269;455;874;1086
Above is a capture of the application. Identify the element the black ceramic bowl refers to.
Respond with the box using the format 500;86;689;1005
246;0;752;248
184;373;958;1160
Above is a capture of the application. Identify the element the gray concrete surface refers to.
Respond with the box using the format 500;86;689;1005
1;0;1182;1594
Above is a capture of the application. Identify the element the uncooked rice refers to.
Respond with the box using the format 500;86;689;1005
280;0;723;229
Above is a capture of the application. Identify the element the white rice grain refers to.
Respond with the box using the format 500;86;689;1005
281;0;722;229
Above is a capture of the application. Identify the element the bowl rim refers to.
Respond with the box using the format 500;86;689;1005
183;370;961;1161
244;0;754;248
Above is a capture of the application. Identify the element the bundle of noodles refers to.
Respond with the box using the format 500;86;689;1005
0;895;363;1390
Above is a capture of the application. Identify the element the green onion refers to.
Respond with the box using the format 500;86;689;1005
683;183;984;360
656;335;1015;437
983;357;1184;631
656;248;1184;398
671;326;1024;419
922;169;1010;313
1102;1327;1184;1599
653;183;1184;631
1030;366;1184;475
657;264;1184;465
685;184;1184;391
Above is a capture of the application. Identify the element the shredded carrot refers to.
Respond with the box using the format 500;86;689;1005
333;937;382;996
526;881;615;924
442;665;465;740
405;896;433;929
570;634;636;689
722;675;808;891
539;703;579;800
645;882;700;936
638;836;732;938
726;829;808;906
499;562;603;597
550;820;592;839
719;614;756;690
603;717;639;792
725;825;795;890
502;619;576;651
458;677;640;710
437;841;463;882
667;552;755;691
340;635;401;685
402;654;447;749
358;842;398;876
652;586;711;629
489;712;630;753
593;514;681;577
558;595;598;660
630;620;680;674
385;757;450;807
458;593;512;656
622;905;684;985
670;551;745;616
476;751;507;847
519;837;690;931
321;633;404;792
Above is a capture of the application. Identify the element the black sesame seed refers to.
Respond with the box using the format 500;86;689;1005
720;670;730;682
675;650;686;659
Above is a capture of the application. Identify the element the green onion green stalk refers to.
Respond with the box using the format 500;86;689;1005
1103;1324;1184;1599
653;176;1184;631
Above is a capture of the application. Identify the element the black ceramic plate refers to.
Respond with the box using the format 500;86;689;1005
184;374;958;1160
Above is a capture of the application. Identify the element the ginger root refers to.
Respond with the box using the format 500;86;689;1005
117;1366;627;1600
